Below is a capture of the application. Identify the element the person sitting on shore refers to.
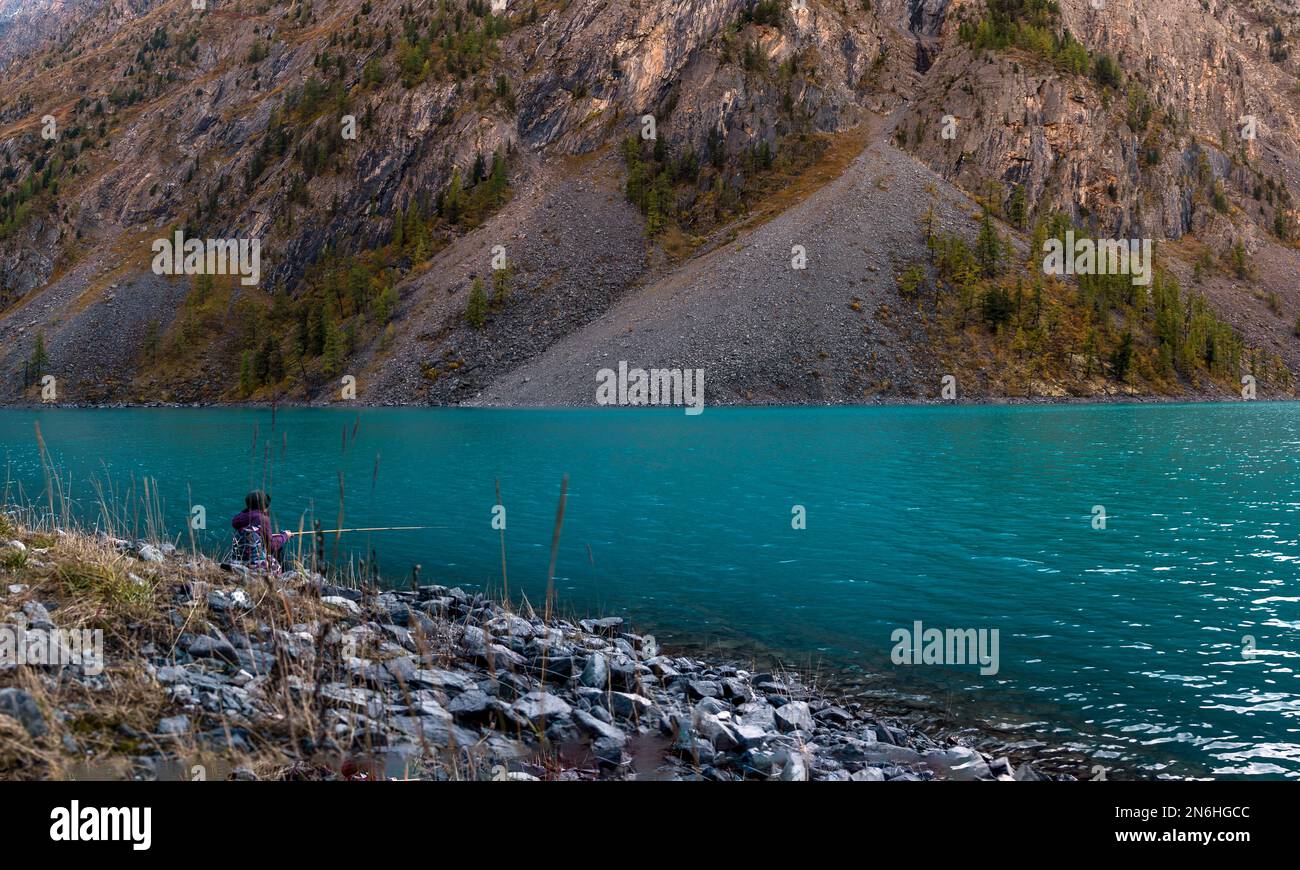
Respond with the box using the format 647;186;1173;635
229;490;292;573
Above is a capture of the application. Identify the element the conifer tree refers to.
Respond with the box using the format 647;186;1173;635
268;340;285;382
240;350;256;396
322;315;344;374
1110;331;1135;381
466;276;487;328
492;267;510;308
26;332;49;387
443;170;463;225
975;210;1004;278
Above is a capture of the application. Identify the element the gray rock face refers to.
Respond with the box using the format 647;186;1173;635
0;0;1293;416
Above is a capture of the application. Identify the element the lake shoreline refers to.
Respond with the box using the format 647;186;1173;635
634;624;1130;782
0;390;1289;411
0;521;1066;781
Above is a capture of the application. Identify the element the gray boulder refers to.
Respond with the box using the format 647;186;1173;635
695;712;742;751
721;677;752;703
774;701;814;733
738;701;777;730
687;679;722;700
136;544;165;563
605;691;654;719
0;688;46;737
409;668;473;692
448;689;491;719
850;766;886;781
775;748;809;782
320;596;361;615
856;742;924;765
923;747;991;781
186;636;238;662
158;715;190;735
21;601;54;630
573;709;627;745
732;722;771;749
512;691;572;725
579;651;609;688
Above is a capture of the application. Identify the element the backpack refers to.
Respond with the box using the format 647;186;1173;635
229;524;280;573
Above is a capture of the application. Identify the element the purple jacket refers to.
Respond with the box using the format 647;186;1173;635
231;509;286;554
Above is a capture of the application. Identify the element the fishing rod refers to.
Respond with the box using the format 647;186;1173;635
301;525;431;534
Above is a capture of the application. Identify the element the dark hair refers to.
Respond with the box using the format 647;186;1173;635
245;490;270;511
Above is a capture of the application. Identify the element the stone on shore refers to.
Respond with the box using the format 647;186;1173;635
158;715;190;735
0;525;1056;782
320;596;361;615
185;636;238;662
0;688;47;737
512;691;572;725
579;652;609;688
774;700;814;733
136;544;165;563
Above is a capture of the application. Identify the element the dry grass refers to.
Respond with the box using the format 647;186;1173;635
0;445;637;781
0;509;561;781
0;517;309;779
731;125;872;235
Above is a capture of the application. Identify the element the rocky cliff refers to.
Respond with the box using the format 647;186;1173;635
0;0;1295;405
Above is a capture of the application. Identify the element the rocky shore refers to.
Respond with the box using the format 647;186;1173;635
0;523;1060;781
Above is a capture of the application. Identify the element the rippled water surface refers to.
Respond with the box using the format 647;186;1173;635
2;403;1299;778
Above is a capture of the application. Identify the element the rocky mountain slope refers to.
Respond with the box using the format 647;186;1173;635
0;0;1295;406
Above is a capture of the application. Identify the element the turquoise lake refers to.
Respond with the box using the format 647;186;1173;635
2;403;1299;779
